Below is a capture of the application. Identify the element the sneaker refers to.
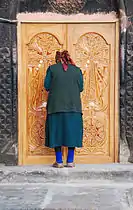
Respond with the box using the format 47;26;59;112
52;162;64;168
66;162;75;168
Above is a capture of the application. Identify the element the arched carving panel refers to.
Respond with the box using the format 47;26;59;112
75;32;110;155
27;32;63;155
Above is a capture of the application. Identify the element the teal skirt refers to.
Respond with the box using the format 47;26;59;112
45;112;83;148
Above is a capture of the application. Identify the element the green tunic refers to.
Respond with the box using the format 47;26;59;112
45;62;83;114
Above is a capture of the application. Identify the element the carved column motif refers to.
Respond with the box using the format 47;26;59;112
75;33;110;155
27;32;62;155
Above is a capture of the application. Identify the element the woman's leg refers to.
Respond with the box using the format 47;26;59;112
67;147;75;163
54;147;63;163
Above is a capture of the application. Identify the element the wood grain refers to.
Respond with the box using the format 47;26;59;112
18;21;119;165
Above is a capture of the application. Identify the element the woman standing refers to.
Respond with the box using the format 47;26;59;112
44;50;83;168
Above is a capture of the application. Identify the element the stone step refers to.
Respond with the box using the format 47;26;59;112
1;164;133;209
0;182;133;210
0;164;133;183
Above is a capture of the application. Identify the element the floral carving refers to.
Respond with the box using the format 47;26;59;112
26;31;110;156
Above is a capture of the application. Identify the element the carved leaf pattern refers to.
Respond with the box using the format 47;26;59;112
26;31;110;156
75;33;110;155
27;32;62;155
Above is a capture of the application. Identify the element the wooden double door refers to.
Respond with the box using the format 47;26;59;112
18;22;119;165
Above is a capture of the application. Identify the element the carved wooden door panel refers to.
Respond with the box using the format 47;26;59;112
67;23;119;163
19;24;66;164
19;22;118;165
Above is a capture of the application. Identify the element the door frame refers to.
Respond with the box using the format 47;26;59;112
17;14;119;165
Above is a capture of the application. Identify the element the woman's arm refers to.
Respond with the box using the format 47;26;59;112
35;66;51;111
79;70;84;92
44;66;52;91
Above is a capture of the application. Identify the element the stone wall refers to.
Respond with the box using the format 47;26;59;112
0;0;17;165
0;0;133;165
125;23;133;162
119;0;133;162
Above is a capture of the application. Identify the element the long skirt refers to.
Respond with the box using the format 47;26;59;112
45;112;83;148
